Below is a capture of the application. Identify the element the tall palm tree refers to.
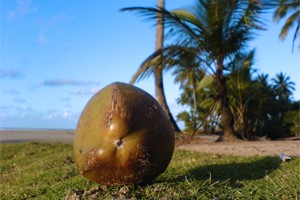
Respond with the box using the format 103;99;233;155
173;53;205;133
271;72;296;101
273;0;300;51
126;0;181;132
226;50;256;139
252;74;277;137
122;0;265;141
173;52;205;112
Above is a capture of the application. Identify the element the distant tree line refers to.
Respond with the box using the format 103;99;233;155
176;60;299;139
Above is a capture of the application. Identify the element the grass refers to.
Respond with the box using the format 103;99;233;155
0;143;299;199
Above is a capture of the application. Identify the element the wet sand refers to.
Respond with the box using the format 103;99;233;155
0;129;74;144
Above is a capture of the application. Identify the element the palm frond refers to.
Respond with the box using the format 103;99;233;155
121;6;203;47
278;10;300;39
120;7;162;23
292;20;300;52
272;0;300;50
130;45;201;84
273;0;299;22
198;75;214;91
170;9;200;27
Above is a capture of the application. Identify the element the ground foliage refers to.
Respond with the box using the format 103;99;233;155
0;143;299;199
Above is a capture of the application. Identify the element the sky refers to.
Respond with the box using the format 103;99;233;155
0;0;299;130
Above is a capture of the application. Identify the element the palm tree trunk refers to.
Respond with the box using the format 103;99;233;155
155;0;180;132
241;116;248;140
192;81;197;112
155;70;180;132
215;67;238;142
219;94;237;141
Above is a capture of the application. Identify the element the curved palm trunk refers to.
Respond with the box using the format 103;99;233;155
155;0;180;132
155;70;180;132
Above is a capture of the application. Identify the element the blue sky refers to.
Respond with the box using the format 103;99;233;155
0;0;299;129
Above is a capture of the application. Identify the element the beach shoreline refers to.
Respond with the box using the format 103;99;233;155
0;129;75;144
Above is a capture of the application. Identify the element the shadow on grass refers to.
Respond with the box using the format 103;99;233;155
64;157;283;199
189;156;281;181
157;156;281;186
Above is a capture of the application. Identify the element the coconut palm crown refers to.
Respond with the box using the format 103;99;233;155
122;0;267;141
273;0;300;51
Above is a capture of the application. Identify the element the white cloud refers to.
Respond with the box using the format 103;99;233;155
0;106;39;120
40;79;100;87
17;106;32;111
46;109;77;122
0;107;79;129
70;88;99;95
14;98;26;103
46;110;58;120
0;106;12;120
63;110;74;121
0;69;23;79
7;0;37;20
0;113;9;120
0;106;13;110
35;13;71;46
2;89;20;95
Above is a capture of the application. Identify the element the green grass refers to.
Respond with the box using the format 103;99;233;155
0;143;299;199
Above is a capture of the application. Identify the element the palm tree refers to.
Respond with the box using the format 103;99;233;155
271;72;296;101
125;0;180;132
226;50;257;139
173;52;205;112
122;0;265;141
252;74;278;138
173;52;205;133
273;0;300;51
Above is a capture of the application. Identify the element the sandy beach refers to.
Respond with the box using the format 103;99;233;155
0;129;75;144
1;129;299;157
179;140;300;157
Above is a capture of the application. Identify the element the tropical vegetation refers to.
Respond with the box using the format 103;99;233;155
122;0;299;141
177;61;299;139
